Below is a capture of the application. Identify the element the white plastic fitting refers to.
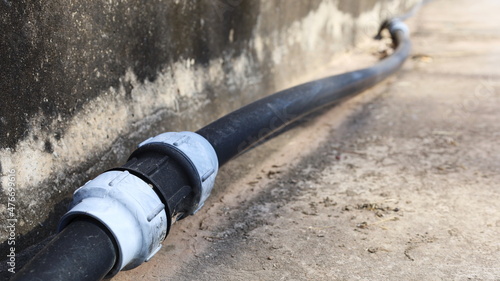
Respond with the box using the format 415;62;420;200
59;170;167;272
139;131;219;214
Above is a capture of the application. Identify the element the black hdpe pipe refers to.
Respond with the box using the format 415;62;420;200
11;219;117;281
198;21;410;166
12;20;410;281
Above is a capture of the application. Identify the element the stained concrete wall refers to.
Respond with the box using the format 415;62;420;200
0;0;419;253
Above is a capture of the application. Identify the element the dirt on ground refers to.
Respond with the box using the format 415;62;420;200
112;0;500;280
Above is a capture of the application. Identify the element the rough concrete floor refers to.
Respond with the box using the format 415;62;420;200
114;0;500;280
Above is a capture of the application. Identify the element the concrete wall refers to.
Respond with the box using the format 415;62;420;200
0;0;419;252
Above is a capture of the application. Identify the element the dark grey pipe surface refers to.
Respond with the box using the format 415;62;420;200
11;219;117;281
197;28;411;166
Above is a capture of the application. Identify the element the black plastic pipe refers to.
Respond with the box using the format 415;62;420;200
11;218;117;281
12;20;410;281
197;25;410;166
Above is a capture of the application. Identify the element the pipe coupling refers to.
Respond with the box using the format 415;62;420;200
139;131;219;214
58;171;167;276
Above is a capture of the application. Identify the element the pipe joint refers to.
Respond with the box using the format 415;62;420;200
58;171;167;276
139;131;219;214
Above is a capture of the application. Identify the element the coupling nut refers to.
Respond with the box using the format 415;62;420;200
139;131;219;214
58;170;167;276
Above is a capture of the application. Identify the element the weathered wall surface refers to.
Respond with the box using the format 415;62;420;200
0;0;419;252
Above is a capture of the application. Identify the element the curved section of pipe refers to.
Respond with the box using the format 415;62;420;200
197;21;410;166
12;20;411;281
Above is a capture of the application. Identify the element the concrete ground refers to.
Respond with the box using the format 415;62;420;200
112;0;500;280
